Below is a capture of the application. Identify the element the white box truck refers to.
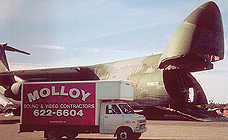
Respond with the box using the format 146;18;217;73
20;80;147;140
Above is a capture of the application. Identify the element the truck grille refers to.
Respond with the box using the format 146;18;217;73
139;124;146;129
138;119;146;123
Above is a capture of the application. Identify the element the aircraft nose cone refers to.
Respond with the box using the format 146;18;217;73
184;1;224;60
158;1;224;71
184;1;223;32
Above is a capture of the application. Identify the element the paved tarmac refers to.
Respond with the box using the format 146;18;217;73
1;115;228;140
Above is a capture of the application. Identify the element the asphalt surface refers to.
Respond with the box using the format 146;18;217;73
1;115;228;140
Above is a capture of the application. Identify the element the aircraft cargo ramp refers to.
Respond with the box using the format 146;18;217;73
156;106;228;122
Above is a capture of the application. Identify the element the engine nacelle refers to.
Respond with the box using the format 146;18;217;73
4;76;24;101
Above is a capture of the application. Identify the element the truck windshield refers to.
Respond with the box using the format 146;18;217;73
119;104;134;114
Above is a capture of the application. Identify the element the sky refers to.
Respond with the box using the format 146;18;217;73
0;0;227;103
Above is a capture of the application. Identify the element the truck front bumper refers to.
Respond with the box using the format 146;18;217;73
134;126;147;133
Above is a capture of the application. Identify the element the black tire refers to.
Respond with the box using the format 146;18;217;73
66;133;78;140
66;134;74;140
117;127;133;140
47;130;61;140
134;133;141;139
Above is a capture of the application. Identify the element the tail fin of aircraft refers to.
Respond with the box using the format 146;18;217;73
0;43;30;72
158;1;224;72
0;43;30;87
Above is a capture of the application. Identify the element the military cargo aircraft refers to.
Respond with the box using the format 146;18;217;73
0;1;225;119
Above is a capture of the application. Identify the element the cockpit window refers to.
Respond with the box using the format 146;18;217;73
119;104;134;114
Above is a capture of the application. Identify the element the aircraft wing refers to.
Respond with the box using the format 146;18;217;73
0;66;99;82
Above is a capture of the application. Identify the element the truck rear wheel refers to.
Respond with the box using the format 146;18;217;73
117;127;133;140
67;133;78;140
47;130;61;140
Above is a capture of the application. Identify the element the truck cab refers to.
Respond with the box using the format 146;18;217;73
100;101;146;139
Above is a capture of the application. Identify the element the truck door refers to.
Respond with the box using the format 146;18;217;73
102;104;124;134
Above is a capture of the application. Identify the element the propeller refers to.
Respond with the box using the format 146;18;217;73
0;43;30;55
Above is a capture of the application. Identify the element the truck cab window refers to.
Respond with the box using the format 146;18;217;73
119;104;134;114
106;104;121;114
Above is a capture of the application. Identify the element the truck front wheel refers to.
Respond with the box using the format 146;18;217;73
117;127;133;140
134;133;141;139
47;130;61;140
